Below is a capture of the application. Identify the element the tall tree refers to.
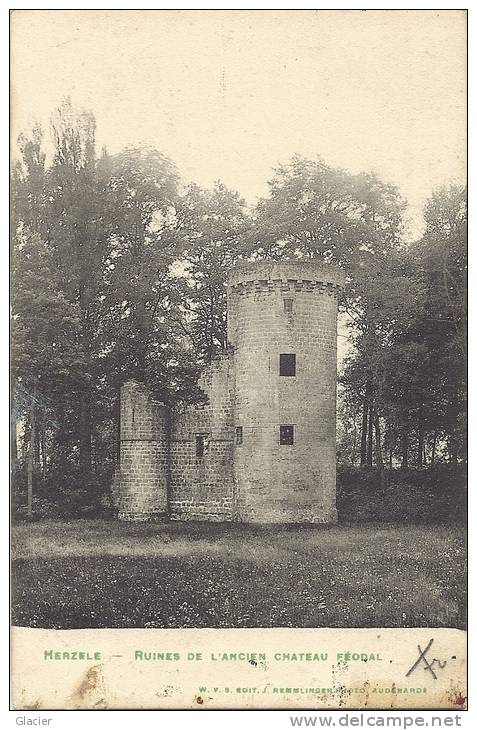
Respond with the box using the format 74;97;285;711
42;99;108;484
96;146;202;406
414;185;467;463
340;185;467;468
11;228;82;511
171;181;250;363
252;154;406;466
252;154;403;267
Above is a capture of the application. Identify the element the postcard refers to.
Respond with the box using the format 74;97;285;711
10;9;467;711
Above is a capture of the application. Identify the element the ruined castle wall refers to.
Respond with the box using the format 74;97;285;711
117;380;169;521
116;260;343;524
169;353;235;521
227;260;344;523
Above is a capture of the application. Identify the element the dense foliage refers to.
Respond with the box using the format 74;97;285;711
11;101;467;517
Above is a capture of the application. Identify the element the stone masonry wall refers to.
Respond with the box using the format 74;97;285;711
169;352;235;521
117;380;169;521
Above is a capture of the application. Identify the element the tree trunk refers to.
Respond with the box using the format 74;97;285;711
10;407;18;476
401;430;409;469
449;437;458;465
417;426;425;468
374;410;384;471
351;417;357;466
27;391;36;517
360;375;372;467
208;292;215;363
79;390;92;479
56;401;68;471
360;398;368;467
40;426;47;479
431;430;438;466
448;386;459;464
366;400;374;466
34;418;41;466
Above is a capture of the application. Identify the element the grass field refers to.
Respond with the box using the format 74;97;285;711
11;520;466;629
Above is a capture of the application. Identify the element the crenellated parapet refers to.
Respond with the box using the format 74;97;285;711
227;259;345;288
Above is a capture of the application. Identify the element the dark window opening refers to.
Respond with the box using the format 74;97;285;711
280;425;295;445
196;434;209;457
280;353;296;376
284;298;294;313
235;426;243;445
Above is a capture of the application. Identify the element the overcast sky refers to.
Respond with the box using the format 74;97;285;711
12;9;466;240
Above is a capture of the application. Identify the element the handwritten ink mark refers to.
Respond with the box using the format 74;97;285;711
406;638;447;680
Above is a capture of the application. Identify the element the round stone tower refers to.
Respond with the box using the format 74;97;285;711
227;259;345;523
117;380;169;521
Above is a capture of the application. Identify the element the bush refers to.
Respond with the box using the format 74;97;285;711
11;462;115;522
337;464;466;523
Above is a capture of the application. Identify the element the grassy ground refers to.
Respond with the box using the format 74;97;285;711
11;520;466;629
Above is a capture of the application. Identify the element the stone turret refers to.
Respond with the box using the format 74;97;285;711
227;259;345;523
117;380;169;521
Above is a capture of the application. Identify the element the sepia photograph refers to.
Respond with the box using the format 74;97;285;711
10;8;467;710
